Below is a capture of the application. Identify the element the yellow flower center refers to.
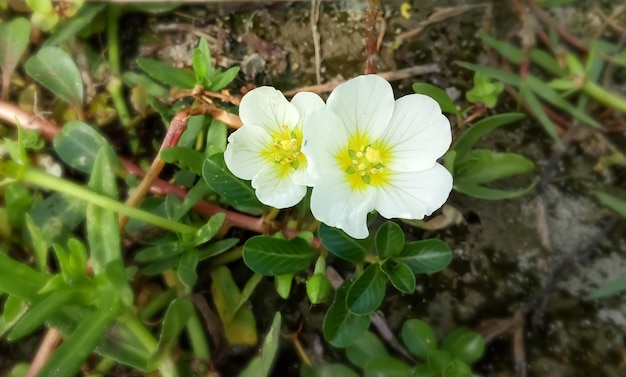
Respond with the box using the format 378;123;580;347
264;124;307;178
336;133;390;191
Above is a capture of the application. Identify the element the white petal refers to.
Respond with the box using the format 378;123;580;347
302;109;349;182
224;125;272;180
239;87;300;133
252;164;307;208
291;164;315;187
290;91;326;125
310;170;376;239
381;94;452;172
326;75;394;140
374;164;453;220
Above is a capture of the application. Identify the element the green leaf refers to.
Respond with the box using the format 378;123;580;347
8;289;79;341
210;266;257;345
87;147;121;273
43;4;106;47
322;279;371;348
161;147;204;176
4;183;33;228
375;221;405;259
238;312;281;377
452;113;524;159
411;83;458;114
530;48;566;76
235;273;264;314
26;0;52;13
319;223;371;263
136;57;196;89
590;274;626;299
36;310;115;377
193;49;209;82
0;18;31;93
393;239;451;274
122;72;170;98
345;331;389;369
442;360;472;377
25;46;84;107
314;364;360;377
525;75;601;128
210;66;240;91
454;183;534;200
346;264;387;315
380;260;415;294
202;153;263;210
243;236;317;276
0;253;49;303
454;150;534;185
274;273;294;299
25;215;48;273
306;273;332;304
177;250;199;288
427;350;453;374
456;62;522;87
154;298;194;359
29;193;86;245
401;319;437;360
364;356;411;377
596;192;626;218
183;212;225;247
442;328;485;365
1;295;28;337
520;86;561;144
479;34;525;64
53;120;119;174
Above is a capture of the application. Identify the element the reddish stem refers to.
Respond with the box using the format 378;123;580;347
364;0;381;74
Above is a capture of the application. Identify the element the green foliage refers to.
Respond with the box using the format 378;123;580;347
25;46;84;109
238;312;282;377
322;278;372;347
243;235;318;276
465;73;504;108
446;113;535;199
0;18;31;97
412;83;458;114
345;319;485;377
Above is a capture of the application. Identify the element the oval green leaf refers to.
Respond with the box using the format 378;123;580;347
364;356;411;377
243;236;317;276
442;328;485;365
394;239;452;275
319;223;371;263
136;57;196;89
0;18;31;94
345;331;389;368
380;260;415;294
452;113;524;159
346;264;386;315
322;280;371;348
401;319;438;360
202;153;263;210
53;120;118;174
375;221;405;259
412;83;458;114
25;46;84;107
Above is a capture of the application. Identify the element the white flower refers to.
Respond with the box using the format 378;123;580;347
302;75;453;239
225;87;325;208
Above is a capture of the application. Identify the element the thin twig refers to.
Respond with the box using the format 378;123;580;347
310;0;322;85
283;65;440;96
25;328;62;377
364;0;381;74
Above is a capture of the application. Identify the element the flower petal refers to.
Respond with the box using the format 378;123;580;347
290;91;326;125
224;125;272;180
252;164;307;208
302;109;349;182
326;75;394;140
239;87;300;132
310;170;376;239
374;163;453;220
381;94;452;172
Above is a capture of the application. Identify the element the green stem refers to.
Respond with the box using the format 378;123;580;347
582;79;626;115
1;161;197;234
123;314;179;377
106;6;131;126
139;288;177;321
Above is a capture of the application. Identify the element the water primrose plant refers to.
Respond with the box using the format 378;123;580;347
227;75;453;239
0;1;568;376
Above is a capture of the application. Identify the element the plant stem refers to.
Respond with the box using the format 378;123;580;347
582;79;626;115
1;161;197;234
106;5;131;126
